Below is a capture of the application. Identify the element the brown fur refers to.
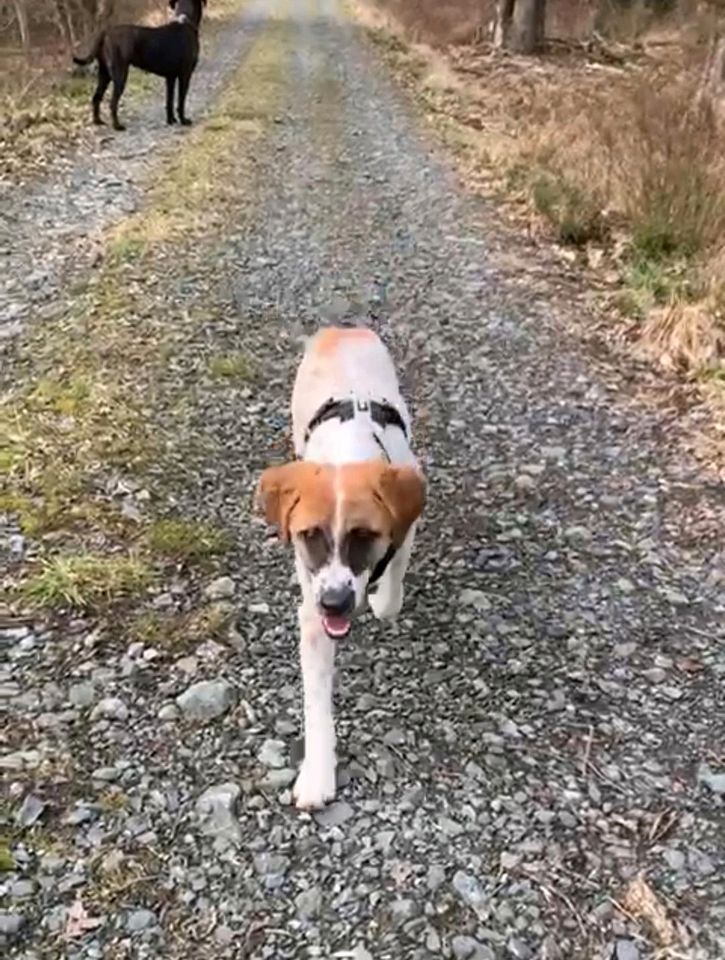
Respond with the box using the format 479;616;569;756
257;461;425;546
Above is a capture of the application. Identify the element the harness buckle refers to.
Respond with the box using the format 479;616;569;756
356;399;369;413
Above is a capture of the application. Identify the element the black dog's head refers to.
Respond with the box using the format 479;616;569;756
169;0;206;27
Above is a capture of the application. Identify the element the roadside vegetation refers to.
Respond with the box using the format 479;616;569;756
353;0;725;396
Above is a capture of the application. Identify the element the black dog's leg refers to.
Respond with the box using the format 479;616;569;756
92;60;111;125
166;76;177;125
178;71;192;126
109;61;129;131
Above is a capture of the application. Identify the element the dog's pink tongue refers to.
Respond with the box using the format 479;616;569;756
323;614;351;638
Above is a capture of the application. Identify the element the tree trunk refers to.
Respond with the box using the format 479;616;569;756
11;0;31;55
509;0;546;54
492;0;515;48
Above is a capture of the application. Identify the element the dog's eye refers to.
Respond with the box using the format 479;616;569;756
349;527;377;543
301;527;323;541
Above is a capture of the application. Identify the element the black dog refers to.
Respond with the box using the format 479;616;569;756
73;0;206;131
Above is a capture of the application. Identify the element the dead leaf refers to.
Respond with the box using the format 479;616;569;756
676;656;704;673
64;898;103;940
621;873;676;946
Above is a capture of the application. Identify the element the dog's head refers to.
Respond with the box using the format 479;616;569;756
257;461;425;639
169;0;206;26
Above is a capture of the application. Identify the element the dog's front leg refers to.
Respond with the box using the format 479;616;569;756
369;523;417;621
293;603;337;810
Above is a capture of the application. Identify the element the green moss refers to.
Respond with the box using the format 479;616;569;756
0;840;15;872
208;350;257;382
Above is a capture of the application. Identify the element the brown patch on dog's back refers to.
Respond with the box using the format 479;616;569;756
312;327;378;356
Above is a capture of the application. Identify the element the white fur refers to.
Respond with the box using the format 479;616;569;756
290;330;419;809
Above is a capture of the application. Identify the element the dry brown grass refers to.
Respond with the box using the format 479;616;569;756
357;0;725;383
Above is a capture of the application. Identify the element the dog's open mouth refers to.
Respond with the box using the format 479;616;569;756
321;613;352;639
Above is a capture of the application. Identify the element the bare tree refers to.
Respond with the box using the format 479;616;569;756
10;0;30;54
493;0;546;54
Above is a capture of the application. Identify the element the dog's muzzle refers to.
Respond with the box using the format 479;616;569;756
319;585;355;639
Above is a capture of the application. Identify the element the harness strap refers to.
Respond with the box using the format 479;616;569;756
368;543;397;590
303;397;408;446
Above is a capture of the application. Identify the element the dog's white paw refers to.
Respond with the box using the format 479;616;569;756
369;582;404;621
293;759;336;810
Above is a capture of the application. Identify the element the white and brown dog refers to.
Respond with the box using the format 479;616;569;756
257;327;425;809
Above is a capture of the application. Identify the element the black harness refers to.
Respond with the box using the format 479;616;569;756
303;397;407;589
303;397;408;448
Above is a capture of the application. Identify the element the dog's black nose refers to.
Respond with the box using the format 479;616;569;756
320;586;355;617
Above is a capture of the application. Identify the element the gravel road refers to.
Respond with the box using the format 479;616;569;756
2;0;724;958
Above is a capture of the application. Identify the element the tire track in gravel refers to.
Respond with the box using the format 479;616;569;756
2;0;724;957
0;0;263;343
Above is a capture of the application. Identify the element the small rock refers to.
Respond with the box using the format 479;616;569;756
427;864;446;891
663;848;686;871
91;697;129;722
215;924;234;946
614;940;640;960
260;767;296;789
196;782;241;848
126;908;157;933
249;601;269;615
564;526;591;548
314;801;354;828
15;794;45;827
452;935;480;959
204;576;235;600
253;852;289;890
507;937;533;960
69;682;95;708
644;667;666;684
9;880;34;900
158;703;179;721
258;739;286;768
459;588;491;611
513;474;537;495
0;912;24;937
452;870;486;910
698;764;725;794
295;885;322;919
177;680;236;721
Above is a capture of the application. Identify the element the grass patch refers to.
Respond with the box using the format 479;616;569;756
208;350;257;382
0;840;15;872
23;553;155;610
146;519;232;561
128;602;236;651
532;171;605;246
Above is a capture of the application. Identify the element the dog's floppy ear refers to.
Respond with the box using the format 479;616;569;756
169;0;178;8
257;461;328;543
377;466;426;546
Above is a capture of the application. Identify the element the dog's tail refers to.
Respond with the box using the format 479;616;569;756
72;33;103;66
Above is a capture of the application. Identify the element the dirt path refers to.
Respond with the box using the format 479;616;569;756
2;0;724;958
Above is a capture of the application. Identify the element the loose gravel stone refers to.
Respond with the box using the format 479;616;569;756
196;782;242;849
203;576;236;600
295;885;322;919
176;680;236;721
90;697;129;722
68;682;95;708
313;801;354;828
126;909;157;933
0;912;24;937
614;941;640;960
15;794;45;827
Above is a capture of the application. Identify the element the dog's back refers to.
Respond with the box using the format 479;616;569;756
102;23;198;77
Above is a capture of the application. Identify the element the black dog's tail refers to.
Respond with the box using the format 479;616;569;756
73;33;102;66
